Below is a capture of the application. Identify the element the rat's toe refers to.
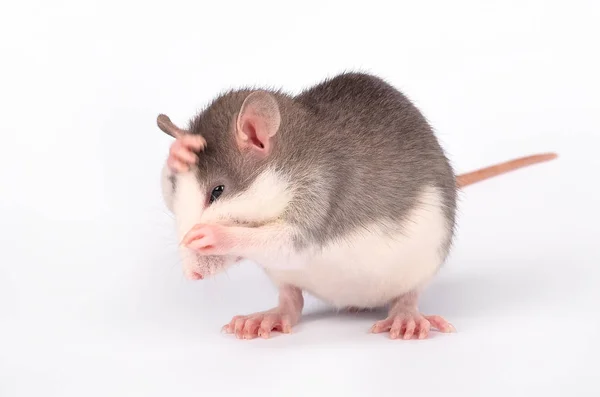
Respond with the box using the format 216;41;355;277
418;318;431;339
242;318;261;339
403;318;417;340
389;317;404;339
425;315;456;333
371;318;388;334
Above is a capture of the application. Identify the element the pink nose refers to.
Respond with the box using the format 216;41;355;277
190;271;204;280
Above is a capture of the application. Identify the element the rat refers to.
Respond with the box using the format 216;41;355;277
157;72;557;340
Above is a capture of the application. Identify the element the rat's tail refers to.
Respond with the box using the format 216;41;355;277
456;152;558;188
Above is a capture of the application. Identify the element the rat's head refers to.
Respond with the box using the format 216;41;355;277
159;90;293;280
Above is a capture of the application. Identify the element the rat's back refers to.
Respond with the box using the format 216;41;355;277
263;72;459;307
279;72;457;252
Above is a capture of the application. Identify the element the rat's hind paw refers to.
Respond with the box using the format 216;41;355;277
222;309;297;340
370;312;455;340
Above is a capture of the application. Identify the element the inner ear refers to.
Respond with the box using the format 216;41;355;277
236;91;281;154
240;118;264;149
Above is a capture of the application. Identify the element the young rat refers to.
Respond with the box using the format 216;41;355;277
157;72;557;340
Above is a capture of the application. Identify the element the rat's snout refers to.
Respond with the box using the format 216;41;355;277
169;170;241;280
179;247;209;280
179;245;238;280
174;215;234;280
189;271;204;280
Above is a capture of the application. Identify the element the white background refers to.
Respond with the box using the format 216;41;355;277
1;0;599;396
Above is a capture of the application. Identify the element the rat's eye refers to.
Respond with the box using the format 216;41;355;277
209;185;224;204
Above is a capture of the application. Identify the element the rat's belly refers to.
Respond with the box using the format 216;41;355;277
265;186;452;308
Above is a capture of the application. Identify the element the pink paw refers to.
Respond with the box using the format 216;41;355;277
182;224;229;255
370;313;455;340
167;134;206;173
222;310;296;340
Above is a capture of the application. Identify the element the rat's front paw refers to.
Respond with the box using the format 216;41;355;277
182;224;231;255
167;135;206;172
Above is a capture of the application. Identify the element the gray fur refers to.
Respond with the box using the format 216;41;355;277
184;72;457;259
168;174;176;191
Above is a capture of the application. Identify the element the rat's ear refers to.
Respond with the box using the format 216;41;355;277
157;114;189;138
235;91;281;155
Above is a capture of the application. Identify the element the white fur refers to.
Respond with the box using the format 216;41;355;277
160;162;175;212
167;168;208;278
264;186;450;308
199;168;293;226
163;165;293;235
171;170;206;240
164;161;450;307
162;164;294;276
